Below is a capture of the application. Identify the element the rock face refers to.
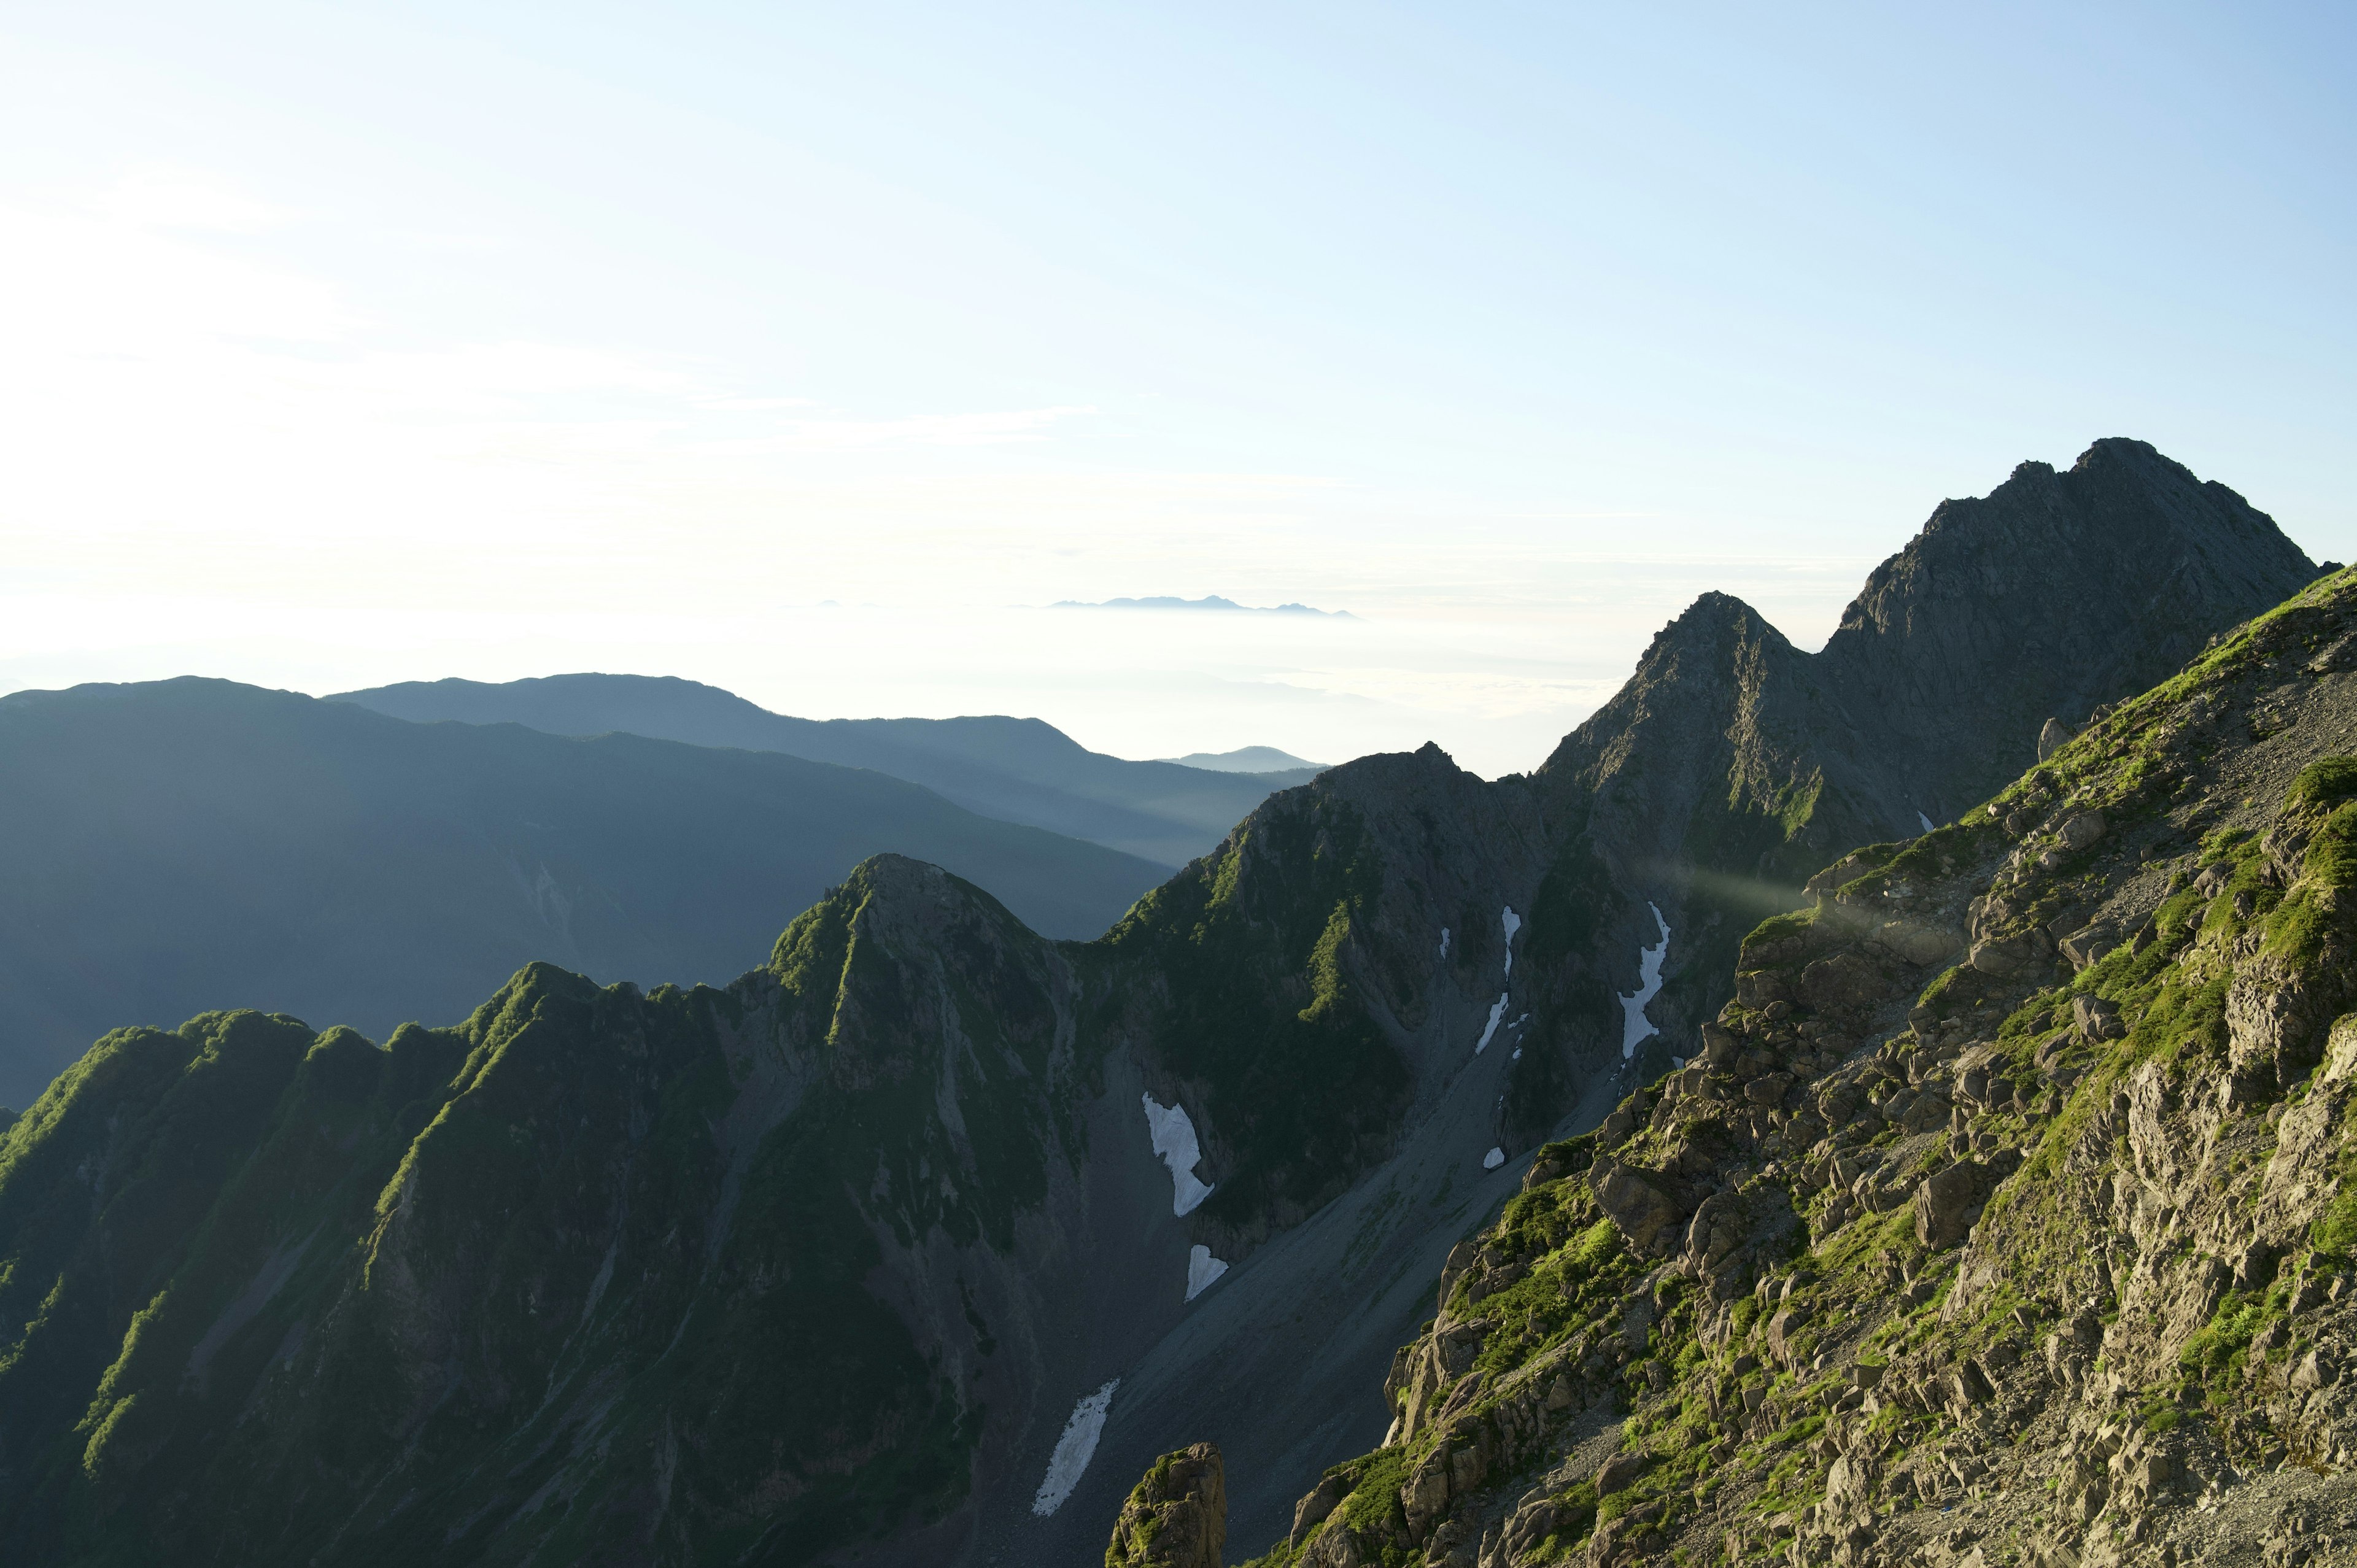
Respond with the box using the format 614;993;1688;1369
1105;1444;1225;1568
1222;565;2357;1568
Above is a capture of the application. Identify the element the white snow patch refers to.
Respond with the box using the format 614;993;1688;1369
1511;1048;1522;1060
1439;926;1450;959
1619;903;1671;1060
1031;1379;1119;1516
1501;906;1522;975
1185;1244;1229;1301
1482;1146;1506;1170
1141;1093;1213;1216
1918;811;1937;835
1474;992;1509;1053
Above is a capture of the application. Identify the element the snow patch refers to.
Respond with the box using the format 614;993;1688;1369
1482;1146;1506;1170
1185;1244;1229;1301
1439;926;1450;959
1619;903;1671;1060
1474;992;1509;1053
1031;1379;1119;1516
1141;1093;1213;1216
1501;906;1522;976
1918;811;1937;835
1511;1048;1522;1060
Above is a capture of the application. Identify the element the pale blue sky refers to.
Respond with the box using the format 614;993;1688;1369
1;3;2350;773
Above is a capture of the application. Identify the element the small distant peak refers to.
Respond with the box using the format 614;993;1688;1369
1157;745;1327;773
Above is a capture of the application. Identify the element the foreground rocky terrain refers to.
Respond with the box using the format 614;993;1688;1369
1182;565;2357;1565
0;442;2324;1566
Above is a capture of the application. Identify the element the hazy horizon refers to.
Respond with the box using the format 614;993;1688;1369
4;4;2351;776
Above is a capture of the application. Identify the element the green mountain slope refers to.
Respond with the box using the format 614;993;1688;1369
0;679;1167;1110
1211;566;2357;1567
331;674;1323;867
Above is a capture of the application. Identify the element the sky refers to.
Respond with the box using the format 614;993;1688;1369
2;2;2351;776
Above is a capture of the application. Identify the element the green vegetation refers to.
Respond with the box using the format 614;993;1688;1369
1100;795;1412;1225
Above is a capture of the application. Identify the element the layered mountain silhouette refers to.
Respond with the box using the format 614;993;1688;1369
0;441;2326;1567
0;679;1167;1109
333;675;1322;868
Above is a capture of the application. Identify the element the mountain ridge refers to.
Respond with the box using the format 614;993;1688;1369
331;673;1322;868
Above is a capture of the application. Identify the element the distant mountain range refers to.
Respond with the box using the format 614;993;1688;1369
1155;746;1328;773
0;680;1173;1110
334;675;1325;868
1050;595;1355;617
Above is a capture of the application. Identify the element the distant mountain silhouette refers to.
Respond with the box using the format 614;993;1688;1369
334;674;1323;866
1157;745;1328;773
0;678;1168;1108
1050;594;1355;617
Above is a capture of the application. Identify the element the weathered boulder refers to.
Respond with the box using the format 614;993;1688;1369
1105;1443;1225;1568
1288;1473;1345;1548
2057;809;2108;851
1594;1450;1647;1497
2038;717;2070;762
2072;994;2123;1041
1592;1156;1681;1253
1767;1303;1812;1365
1943;1360;1995;1416
1968;931;2045;977
1876;920;1964;968
1735;970;1789;1008
1745;1073;1793;1107
1798;952;1881;1012
1913;1160;1990;1249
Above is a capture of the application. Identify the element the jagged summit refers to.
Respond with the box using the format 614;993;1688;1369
1817;436;2317;821
1528;439;2318;1072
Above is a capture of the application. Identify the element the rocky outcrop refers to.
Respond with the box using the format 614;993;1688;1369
1105;1444;1226;1568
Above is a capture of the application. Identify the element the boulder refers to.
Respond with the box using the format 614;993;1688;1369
1105;1443;1225;1568
1913;1161;1990;1249
2038;718;2070;762
1968;932;2043;977
1735;970;1789;1008
2057;810;2108;852
1944;1361;1995;1416
2058;925;2116;969
1878;921;1964;968
1798;952;1881;1012
1288;1473;1346;1549
1767;1303;1812;1365
2072;994;2123;1041
1591;1157;1681;1253
1745;1073;1793;1107
1593;1451;1647;1497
